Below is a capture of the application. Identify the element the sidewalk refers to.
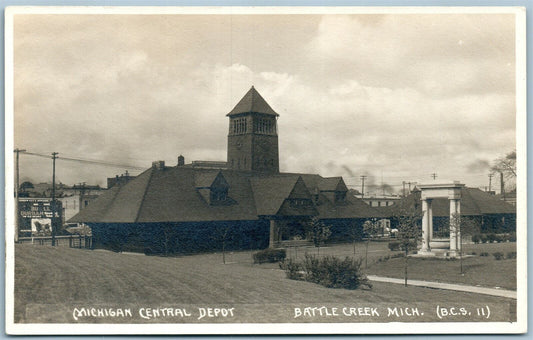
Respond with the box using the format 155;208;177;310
367;275;517;299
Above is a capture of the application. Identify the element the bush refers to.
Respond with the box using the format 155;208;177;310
480;252;489;257
492;252;504;260
388;241;400;251
401;240;418;251
508;232;517;242
506;251;517;260
253;248;286;264
388;240;416;252
472;234;480;244
281;255;372;290
487;233;497;243
494;234;505;243
279;259;304;280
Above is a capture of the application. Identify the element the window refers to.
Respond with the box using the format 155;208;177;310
210;188;228;202
335;191;346;203
378;201;381;207
290;198;310;208
254;117;275;134
232;118;247;135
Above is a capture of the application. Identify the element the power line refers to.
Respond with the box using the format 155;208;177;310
20;151;146;170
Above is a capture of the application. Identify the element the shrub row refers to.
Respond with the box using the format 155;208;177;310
388;240;417;251
492;251;516;260
492;252;504;260
472;233;516;244
376;252;406;263
253;248;286;264
280;255;372;290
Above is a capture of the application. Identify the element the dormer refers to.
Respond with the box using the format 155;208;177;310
195;171;230;205
318;177;349;204
277;177;318;216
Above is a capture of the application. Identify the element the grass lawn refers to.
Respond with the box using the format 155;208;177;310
13;243;516;324
366;242;517;290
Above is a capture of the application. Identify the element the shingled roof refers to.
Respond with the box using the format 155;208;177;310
227;86;279;117
69;167;377;224
378;187;516;218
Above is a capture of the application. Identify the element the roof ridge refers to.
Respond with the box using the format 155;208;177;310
463;187;482;215
227;86;279;117
134;167;155;223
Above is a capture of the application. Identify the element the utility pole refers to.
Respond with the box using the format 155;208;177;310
14;148;26;243
431;173;438;180
51;152;58;246
488;173;493;192
78;182;86;211
360;175;367;199
402;181;406;197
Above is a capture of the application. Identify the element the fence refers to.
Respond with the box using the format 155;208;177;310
18;235;93;249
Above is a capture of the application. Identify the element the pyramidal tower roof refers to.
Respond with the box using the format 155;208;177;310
227;86;279;117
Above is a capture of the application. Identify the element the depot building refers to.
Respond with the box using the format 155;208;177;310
70;87;377;253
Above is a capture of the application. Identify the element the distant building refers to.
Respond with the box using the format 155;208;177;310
496;189;516;206
107;172;136;189
71;87;378;253
59;193;102;226
355;194;402;208
378;187;516;234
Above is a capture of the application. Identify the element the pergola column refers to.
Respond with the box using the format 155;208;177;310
449;198;460;255
420;199;431;253
428;199;433;242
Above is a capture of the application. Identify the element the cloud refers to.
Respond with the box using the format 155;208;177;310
307;14;515;97
12;13;517;190
466;159;491;173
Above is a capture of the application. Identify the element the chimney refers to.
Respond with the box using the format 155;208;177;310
178;155;185;166
152;160;165;170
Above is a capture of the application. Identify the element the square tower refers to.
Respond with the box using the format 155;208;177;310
227;86;279;173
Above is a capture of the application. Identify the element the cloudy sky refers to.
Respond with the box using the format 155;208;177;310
12;11;517;194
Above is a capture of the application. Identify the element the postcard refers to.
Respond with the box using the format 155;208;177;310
4;6;527;334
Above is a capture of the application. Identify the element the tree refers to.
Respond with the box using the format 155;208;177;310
212;223;232;264
491;150;516;191
391;202;422;286
451;213;481;275
362;219;379;269
161;225;178;256
19;181;34;192
305;216;331;256
348;221;363;256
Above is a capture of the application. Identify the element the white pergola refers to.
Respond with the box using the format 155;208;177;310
417;182;465;258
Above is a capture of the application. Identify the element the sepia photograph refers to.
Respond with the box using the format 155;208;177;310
4;6;527;334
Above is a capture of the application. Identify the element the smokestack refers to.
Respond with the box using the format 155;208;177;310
178;155;185;166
